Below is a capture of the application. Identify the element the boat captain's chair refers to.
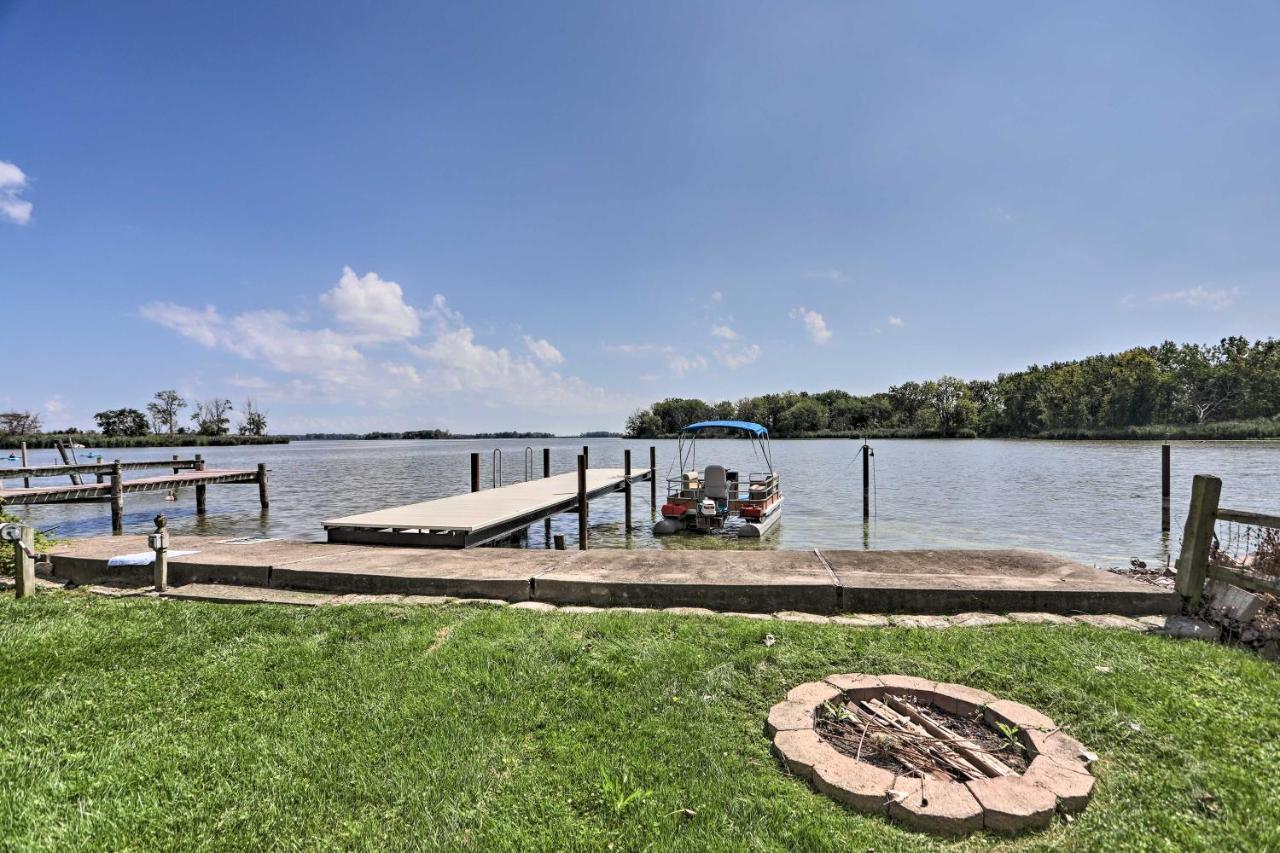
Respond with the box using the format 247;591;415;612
703;465;729;509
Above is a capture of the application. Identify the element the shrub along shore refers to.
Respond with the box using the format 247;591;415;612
1;433;289;450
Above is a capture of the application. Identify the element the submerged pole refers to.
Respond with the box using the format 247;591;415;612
470;452;480;493
110;460;124;534
194;454;206;516
543;447;552;546
577;453;588;550
861;440;870;521
649;446;657;511
1161;442;1171;533
257;462;270;509
624;449;632;532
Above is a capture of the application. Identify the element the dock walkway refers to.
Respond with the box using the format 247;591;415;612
323;468;652;548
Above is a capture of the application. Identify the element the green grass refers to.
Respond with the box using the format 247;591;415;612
2;594;1278;851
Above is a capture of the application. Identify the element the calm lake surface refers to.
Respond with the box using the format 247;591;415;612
7;438;1280;567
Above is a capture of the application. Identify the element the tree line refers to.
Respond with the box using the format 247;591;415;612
0;390;270;438
624;337;1280;438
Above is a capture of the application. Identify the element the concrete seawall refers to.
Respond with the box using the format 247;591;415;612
45;536;1178;616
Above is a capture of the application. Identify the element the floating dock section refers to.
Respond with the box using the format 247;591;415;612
323;467;652;548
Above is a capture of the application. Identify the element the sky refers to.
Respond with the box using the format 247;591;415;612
2;1;1278;434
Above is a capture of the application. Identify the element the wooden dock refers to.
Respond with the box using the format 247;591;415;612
324;465;652;548
0;456;268;533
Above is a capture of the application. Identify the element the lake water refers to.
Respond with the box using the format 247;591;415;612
7;438;1279;567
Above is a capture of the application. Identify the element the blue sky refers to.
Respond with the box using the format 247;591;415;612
2;1;1278;433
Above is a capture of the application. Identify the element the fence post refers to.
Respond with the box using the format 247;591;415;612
1175;474;1222;608
5;524;36;598
110;461;124;534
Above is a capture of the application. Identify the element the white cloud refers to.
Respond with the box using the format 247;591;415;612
716;344;761;369
790;306;832;344
710;324;737;340
523;336;564;366
319;266;420;342
603;342;674;354
0;160;32;225
1151;285;1241;310
139;302;223;348
711;290;723;303
666;354;708;377
141;269;623;421
888;315;904;327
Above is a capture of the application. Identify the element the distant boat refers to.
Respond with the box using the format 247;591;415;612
653;420;783;538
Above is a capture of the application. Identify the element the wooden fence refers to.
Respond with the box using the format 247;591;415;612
1175;474;1280;606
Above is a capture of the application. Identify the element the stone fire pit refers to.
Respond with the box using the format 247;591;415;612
768;674;1096;835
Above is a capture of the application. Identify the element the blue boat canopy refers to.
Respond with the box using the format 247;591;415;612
680;420;769;437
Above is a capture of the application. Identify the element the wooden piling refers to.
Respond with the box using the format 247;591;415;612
172;454;180;476
20;441;29;488
582;444;589;469
110;461;124;534
470;452;481;493
194;454;207;515
553;533;565;550
577;453;588;550
257;462;270;508
624;449;632;532
13;525;35;598
542;448;552;546
649;446;657;510
1161;443;1171;533
862;441;870;521
1175;474;1222;607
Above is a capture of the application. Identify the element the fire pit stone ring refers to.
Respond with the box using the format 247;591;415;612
767;674;1096;836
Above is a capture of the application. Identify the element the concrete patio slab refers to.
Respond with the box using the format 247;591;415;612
270;549;560;601
822;549;1178;615
532;549;838;612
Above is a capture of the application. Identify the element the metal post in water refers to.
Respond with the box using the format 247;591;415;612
624;449;632;532
649;446;657;511
1161;442;1171;533
862;440;870;521
470;452;480;493
542;447;552;547
577;453;588;550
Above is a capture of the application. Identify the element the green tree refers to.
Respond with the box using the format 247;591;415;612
94;408;150;437
146;390;188;435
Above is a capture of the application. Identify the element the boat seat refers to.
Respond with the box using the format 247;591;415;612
703;465;728;500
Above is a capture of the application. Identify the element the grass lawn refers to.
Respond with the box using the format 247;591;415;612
2;593;1278;851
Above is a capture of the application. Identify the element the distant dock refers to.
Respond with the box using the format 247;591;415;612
0;455;268;532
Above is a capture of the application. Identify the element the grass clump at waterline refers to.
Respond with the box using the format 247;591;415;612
2;594;1278;850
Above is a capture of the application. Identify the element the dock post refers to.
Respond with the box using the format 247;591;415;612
542;448;552;547
470;453;480;493
194;454;207;516
151;516;169;592
172;454;180;476
257;462;270;508
1161;443;1171;533
553;533;565;550
110;461;124;534
582;444;589;469
577;453;588;550
56;441;83;485
861;441;870;521
4;524;36;598
649;446;657;511
20;441;29;488
624;449;632;532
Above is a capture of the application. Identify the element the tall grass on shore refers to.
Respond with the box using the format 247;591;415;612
1032;418;1280;441
0;433;289;450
